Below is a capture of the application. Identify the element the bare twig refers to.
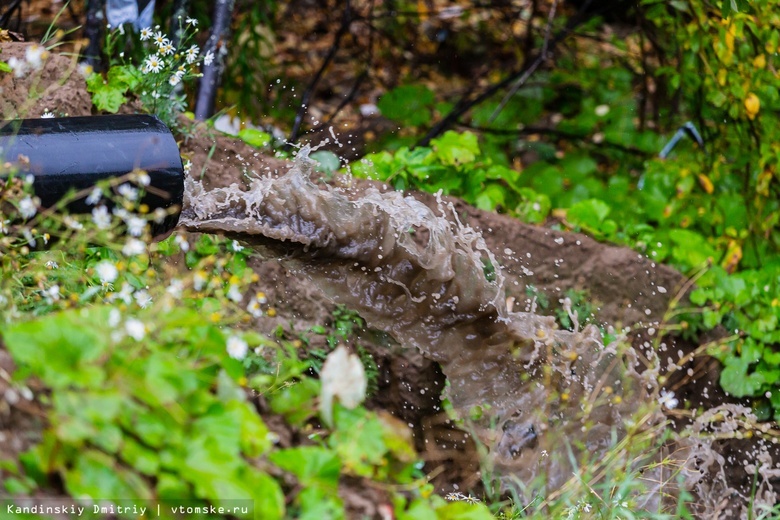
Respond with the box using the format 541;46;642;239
488;0;559;124
415;0;596;148
0;0;24;29
287;0;353;145
311;0;376;134
460;123;652;156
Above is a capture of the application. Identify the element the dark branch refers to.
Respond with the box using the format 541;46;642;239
415;0;597;148
461;123;652;157
287;0;353;145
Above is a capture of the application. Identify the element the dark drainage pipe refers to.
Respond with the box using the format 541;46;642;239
0;114;184;236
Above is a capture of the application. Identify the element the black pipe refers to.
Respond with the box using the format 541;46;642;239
0;115;184;236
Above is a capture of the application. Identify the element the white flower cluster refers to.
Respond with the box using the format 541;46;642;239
137;23;213;87
7;45;48;78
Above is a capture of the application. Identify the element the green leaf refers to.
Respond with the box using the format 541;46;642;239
269;446;341;490
85;72;128;113
0;60;11;73
310;150;342;174
65;450;153;499
297;487;345;520
120;437;160;476
2;308;110;389
107;64;140;91
237;128;272;148
329;406;387;477
269;378;320;425
720;357;764;397
430;131;480;166
567;199;611;232
377;85;435;127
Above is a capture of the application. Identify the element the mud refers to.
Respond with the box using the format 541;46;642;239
0;42;92;120
179;148;667;500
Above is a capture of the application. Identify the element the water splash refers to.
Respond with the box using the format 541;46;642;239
179;148;771;510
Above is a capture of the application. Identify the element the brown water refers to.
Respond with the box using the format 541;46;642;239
179;148;776;513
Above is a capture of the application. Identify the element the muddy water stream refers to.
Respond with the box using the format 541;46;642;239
180;149;775;514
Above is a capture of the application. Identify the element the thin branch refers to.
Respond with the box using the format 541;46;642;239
415;0;597;148
287;0;353;145
0;0;24;28
460;123;652;156
489;0;559;123
311;0;376;134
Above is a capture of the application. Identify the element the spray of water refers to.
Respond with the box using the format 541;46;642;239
180;147;777;513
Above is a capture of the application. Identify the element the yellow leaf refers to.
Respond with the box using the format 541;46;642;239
745;92;760;119
725;24;736;53
698;174;714;194
753;54;767;69
717;68;728;86
722;241;742;273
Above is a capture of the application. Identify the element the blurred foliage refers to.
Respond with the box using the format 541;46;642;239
0;166;491;519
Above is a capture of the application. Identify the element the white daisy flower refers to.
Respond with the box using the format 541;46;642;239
45;285;60;302
174;234;190;252
143;54;164;74
166;279;183;298
95;261;118;284
123;238;146;256
92;206;112;229
86;187;102;205
226;336;248;360
139;27;153;41
159;42;175;56
18;197;36;219
25;44;47;69
134;289;152;308
152;32;169;47
117;183;139;201
125;318;146;341
41;110;55;119
227;284;243;303
126;217;146;237
135;171;151;186
7;56;26;77
108;308;121;327
659;389;679;410
185;44;199;64
203;50;215;66
186;17;198;26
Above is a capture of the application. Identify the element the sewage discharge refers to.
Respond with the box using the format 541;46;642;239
179;148;773;512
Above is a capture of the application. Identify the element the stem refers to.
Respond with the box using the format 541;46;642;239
287;0;353;145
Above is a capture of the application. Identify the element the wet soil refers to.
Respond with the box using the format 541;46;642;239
0;42;92;120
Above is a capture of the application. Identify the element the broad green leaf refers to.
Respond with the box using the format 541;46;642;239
237;128;272;148
566;199;611;232
310;150;342;174
377;85;435;126
431;131;480;166
269;446;341;490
